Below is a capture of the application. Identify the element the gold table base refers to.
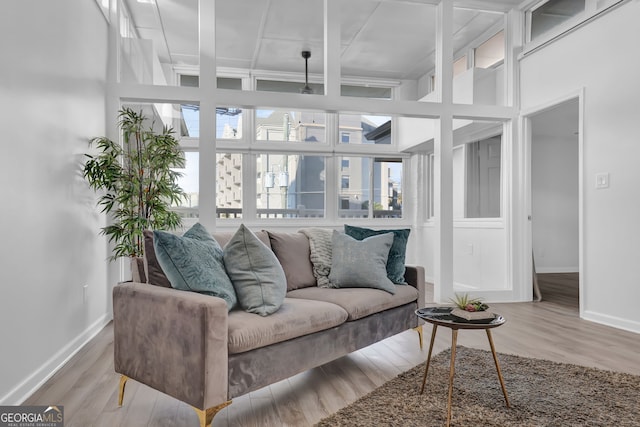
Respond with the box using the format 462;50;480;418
420;327;510;427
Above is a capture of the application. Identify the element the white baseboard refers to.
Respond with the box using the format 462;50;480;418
583;310;640;335
535;267;579;274
0;313;111;406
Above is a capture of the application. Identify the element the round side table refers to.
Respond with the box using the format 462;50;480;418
415;306;510;427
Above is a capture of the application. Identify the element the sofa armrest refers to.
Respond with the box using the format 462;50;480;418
404;265;426;308
113;282;228;410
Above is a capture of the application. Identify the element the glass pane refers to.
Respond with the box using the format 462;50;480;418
216;153;243;219
341;85;392;99
451;121;502;218
465;135;501;218
256;109;326;143
475;31;504;69
340;1;436;101
530;0;585;41
373;158;403;218
216;107;243;139
453;55;467;77
217;0;324;94
119;0;199;86
257;79;324;95
121;102;185;138
338;156;369;218
180;104;199;137
453;8;505;106
174;103;243;139
173;151;199;219
178;76;243;90
257;154;325;218
338;114;392;145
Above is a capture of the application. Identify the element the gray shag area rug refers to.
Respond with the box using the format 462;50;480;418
316;346;640;427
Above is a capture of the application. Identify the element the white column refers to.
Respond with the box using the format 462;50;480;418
199;0;217;230
433;1;454;303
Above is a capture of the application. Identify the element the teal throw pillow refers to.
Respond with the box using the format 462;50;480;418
328;231;396;295
344;225;410;284
153;223;237;311
223;224;287;316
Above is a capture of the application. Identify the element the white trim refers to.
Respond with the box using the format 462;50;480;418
0;314;110;406
535;267;579;274
518;88;584;312
583;310;640;335
453;219;504;228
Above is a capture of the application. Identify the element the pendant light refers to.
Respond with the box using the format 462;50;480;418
300;50;313;94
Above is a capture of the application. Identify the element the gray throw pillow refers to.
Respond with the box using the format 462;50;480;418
153;223;237;311
143;230;172;288
266;231;317;291
344;225;410;284
328;230;396;295
224;224;287;316
299;228;333;288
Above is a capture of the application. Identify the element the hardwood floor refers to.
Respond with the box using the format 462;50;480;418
25;274;640;426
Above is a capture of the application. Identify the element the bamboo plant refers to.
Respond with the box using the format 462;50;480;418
83;107;186;260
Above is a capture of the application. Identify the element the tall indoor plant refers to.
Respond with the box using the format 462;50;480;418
83;107;186;260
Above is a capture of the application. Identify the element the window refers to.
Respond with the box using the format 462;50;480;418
216;153;242;219
341;132;350;144
173;151;199;219
453;55;467;77
341;175;350;189
465;135;501;218
216;107;242;139
340;85;392;99
257;154;325;218
341;159;350;170
256;109;326;143
257;79;324;95
338;114;392;145
475;31;504;69
338;156;403;219
528;0;585;41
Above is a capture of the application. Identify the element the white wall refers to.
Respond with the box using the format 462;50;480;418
0;0;109;404
531;131;579;273
520;1;640;332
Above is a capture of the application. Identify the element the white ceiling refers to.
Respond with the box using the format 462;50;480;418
124;0;525;81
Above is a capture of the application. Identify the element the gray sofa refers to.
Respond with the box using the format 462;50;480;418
113;230;425;427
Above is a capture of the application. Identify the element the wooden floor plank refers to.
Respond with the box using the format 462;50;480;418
21;274;640;426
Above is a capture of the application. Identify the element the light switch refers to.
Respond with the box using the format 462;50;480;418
595;173;609;189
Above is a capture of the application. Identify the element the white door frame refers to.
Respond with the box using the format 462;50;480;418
517;88;584;314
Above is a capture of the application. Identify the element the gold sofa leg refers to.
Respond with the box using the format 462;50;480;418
413;325;424;350
192;401;232;427
118;375;129;406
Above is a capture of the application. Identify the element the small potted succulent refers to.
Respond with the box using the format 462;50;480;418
449;293;494;320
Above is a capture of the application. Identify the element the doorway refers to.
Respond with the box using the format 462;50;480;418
528;98;580;308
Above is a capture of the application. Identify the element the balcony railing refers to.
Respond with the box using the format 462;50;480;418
172;206;402;219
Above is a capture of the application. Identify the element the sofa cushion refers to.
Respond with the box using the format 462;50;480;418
227;298;348;354
143;230;172;288
328;230;396;294
213;230;271;249
223;224;287;316
266;231;316;291
299;228;333;288
153;223;238;311
286;285;418;321
344;225;411;285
